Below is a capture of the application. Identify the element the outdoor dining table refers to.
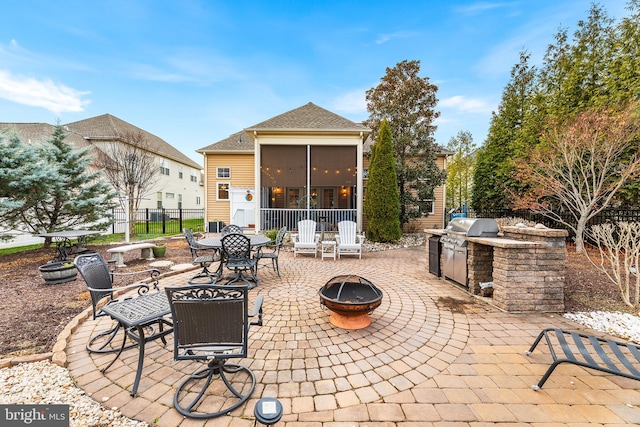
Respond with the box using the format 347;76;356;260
198;235;271;283
37;230;102;261
99;291;173;396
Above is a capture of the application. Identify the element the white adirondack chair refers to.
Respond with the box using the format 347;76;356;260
292;219;319;257
336;220;364;259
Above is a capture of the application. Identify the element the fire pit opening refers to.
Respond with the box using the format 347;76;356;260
319;275;383;330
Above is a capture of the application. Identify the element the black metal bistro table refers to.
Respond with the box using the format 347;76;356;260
198;235;271;283
198;235;271;250
100;291;173;396
37;230;102;261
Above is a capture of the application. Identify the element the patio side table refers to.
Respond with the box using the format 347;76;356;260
100;291;173;396
321;240;336;261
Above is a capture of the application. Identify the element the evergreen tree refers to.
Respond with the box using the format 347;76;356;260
0;124;115;244
537;4;615;122
364;119;402;243
365;60;446;225
445;131;475;211
0;128;54;240
472;52;536;211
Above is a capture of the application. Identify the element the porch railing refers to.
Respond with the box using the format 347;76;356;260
260;208;356;232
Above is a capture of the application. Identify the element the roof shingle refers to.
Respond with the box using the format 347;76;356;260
65;114;201;169
198;102;370;152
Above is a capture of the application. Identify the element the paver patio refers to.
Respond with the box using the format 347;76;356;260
66;245;640;426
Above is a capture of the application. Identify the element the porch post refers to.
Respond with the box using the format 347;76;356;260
254;131;261;233
356;132;364;232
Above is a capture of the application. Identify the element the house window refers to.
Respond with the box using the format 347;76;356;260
166;192;175;199
178;166;183;179
419;199;435;216
157;192;163;209
217;182;230;200
217;167;230;178
160;159;170;176
196;196;201;205
190;174;198;182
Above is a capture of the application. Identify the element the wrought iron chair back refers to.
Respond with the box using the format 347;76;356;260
220;224;243;237
221;233;258;286
75;253;116;319
183;228;219;283
74;252;160;353
165;284;263;418
256;226;286;277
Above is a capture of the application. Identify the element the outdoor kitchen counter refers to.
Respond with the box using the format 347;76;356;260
425;226;567;313
424;229;543;248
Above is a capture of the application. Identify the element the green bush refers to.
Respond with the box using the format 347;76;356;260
264;229;278;241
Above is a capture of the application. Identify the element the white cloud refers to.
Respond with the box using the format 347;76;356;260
455;2;519;15
0;70;90;114
375;30;419;45
331;90;367;115
439;95;493;114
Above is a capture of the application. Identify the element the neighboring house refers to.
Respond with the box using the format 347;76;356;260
197;102;449;233
0;115;204;247
65;114;203;211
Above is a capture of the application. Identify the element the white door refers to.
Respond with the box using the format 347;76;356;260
229;187;255;227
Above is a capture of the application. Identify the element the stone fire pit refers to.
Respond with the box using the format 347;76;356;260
319;275;383;329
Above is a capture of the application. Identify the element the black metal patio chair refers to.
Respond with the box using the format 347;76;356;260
184;228;220;284
165;283;264;419
255;226;286;277
220;224;244;237
221;233;259;287
74;252;168;354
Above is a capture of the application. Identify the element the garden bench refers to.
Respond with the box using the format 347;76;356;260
106;243;156;267
526;327;640;390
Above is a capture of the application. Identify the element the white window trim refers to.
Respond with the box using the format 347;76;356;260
217;182;230;201
217;167;231;179
421;199;435;215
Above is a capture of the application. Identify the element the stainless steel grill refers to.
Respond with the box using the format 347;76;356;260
441;218;499;286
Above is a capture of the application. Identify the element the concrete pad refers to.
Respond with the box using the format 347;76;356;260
169;263;194;271
149;260;174;268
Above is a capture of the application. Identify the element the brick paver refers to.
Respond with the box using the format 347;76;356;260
65;245;640;425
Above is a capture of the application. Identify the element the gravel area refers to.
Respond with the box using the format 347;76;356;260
0;360;148;427
564;311;640;344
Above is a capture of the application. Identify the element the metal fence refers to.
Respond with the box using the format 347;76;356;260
111;208;205;235
453;208;640;241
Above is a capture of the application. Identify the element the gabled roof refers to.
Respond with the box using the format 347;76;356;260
246;102;370;133
198;102;370;153
0;122;94;151
65;114;202;170
197;130;255;153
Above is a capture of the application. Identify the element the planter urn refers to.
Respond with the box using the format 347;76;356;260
39;262;78;285
152;244;167;257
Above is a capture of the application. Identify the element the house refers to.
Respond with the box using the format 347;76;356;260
1;115;204;212
197;102;449;233
65;114;203;211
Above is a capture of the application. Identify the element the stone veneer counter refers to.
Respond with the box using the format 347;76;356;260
425;225;568;313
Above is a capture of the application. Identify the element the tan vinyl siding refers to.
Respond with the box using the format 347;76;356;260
363;153;447;232
205;153;254;224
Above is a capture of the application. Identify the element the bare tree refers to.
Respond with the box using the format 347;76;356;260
586;222;640;308
95;131;159;236
515;104;640;253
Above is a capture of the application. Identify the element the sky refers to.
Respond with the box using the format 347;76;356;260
0;0;630;165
